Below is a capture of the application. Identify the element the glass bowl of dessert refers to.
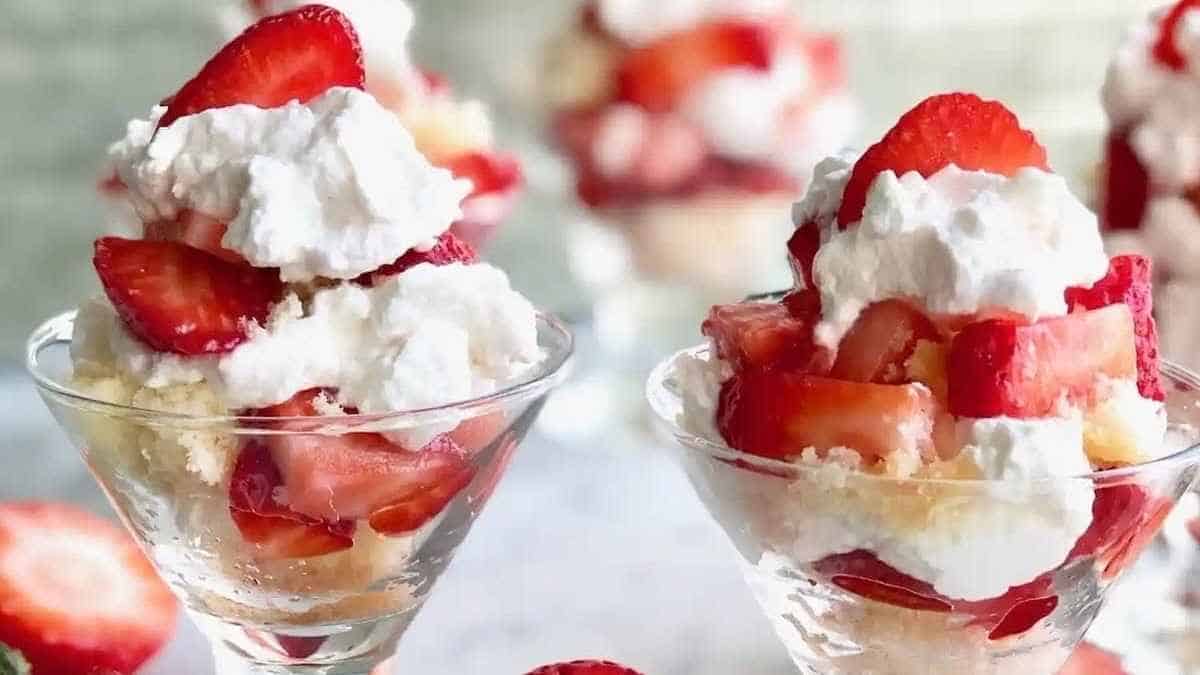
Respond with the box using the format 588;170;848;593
647;92;1200;675
27;6;572;673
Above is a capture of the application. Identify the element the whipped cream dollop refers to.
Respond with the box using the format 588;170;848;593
110;87;470;282
1103;6;1200;190
596;0;785;45
808;163;1110;347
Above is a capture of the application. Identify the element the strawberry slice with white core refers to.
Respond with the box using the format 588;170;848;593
837;93;1049;226
143;209;244;264
525;660;644;675
701;292;832;374
0;502;178;675
717;370;937;465
616;20;772;114
158;5;365;128
946;305;1138;418
1065;255;1163;400
93;237;283;355
353;231;477;286
829;299;941;384
255;390;476;529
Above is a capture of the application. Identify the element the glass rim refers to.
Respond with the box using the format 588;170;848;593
26;308;574;430
646;343;1200;486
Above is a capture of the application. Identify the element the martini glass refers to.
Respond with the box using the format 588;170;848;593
26;309;572;675
647;345;1200;675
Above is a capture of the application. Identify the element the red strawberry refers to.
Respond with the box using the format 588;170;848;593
1060;643;1127;675
1100;129;1150;231
353;231;477;286
1153;0;1200;71
443;151;523;200
143;209;244;264
616;20;773;113
814;550;951;613
93;237;283;355
1070;481;1172;579
229;441;356;560
1065;255;1163;400
717;371;937;463
158;5;365;128
255;390;476;530
946;305;1138;418
984;595;1059;641
0;502;178;674
786;222;820;289
701;293;832;374
525;660;644;675
442;151;524;249
837;93;1049;226
829;300;941;385
959;573;1057;639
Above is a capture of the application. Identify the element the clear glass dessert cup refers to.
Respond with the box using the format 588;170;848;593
26;309;573;675
647;347;1200;675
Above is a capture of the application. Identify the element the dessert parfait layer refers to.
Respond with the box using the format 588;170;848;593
653;92;1200;674
36;5;568;626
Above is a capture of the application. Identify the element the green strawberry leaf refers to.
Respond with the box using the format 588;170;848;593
0;644;30;675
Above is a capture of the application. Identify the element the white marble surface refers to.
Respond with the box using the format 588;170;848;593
0;366;794;674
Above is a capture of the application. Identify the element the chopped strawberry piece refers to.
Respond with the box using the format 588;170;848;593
701;294;832;374
1153;0;1200;70
158;5;365;128
525;660;644;675
254;390;477;529
814;550;951;612
837;93;1048;226
353;231;477;286
93;237;283;355
229;441;356;560
985;595;1058;641
786;222;820;289
442;151;523;199
830;300;941;385
946;306;1138;418
143;209;244;264
0;502;178;674
1068;481;1171;578
717;371;937;463
1065;255;1163;400
1100;129;1150;231
616;20;773;113
1060;643;1128;675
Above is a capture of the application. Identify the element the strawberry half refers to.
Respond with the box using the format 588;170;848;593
946;305;1138;418
525;660;644;675
701;292;832;374
1153;0;1200;71
1060;643;1127;675
1065;255;1163;401
0;502;178;674
1100;129;1150;231
143;209;243;264
158;5;365;128
93;237;283;355
717;371;937;463
829;300;941;385
837;93;1049;226
353;231;478;286
615;20;773;113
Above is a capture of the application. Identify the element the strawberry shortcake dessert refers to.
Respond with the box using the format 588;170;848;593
546;0;856;294
660;93;1188;673
65;6;552;624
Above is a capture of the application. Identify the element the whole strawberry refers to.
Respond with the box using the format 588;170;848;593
525;660;643;675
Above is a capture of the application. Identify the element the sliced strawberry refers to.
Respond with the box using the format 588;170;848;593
443;151;523;199
1065;255;1163;401
786;222;820;289
158;5;365;128
1100;129;1150;231
813;550;951;612
353;231;477;286
442;151;524;249
717;371;937;463
1060;643;1128;675
946;305;1138;418
525;660;644;675
615;20;773;113
1068;480;1172;578
93;237;283;355
0;502;178;674
830;300;941;385
229;441;356;560
701;293;832;374
837;93;1048;226
1153;0;1200;70
254;390;477;529
984;595;1058;641
143;209;244;264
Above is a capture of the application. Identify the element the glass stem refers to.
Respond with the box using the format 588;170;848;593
211;644;375;675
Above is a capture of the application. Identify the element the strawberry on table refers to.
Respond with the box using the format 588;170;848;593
525;660;644;675
353;231;478;286
946;305;1138;418
93;237;283;355
701;292;832;374
837;93;1049;226
0;502;178;675
158;4;365;128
